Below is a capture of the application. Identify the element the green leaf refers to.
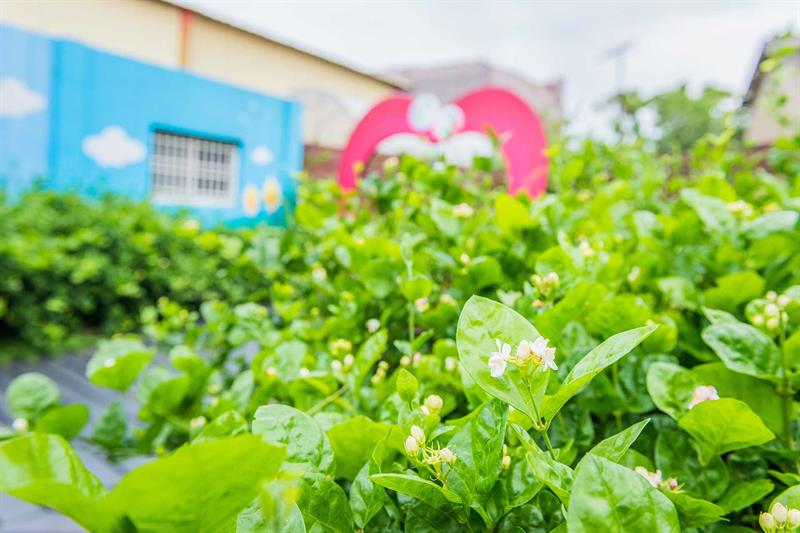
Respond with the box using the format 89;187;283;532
445;399;508;514
567;454;680;533
137;369;191;413
105;435;285;532
680;188;736;235
0;433;111;532
34;404;89;440
587;419;650;463
401;275;434;301
456;295;549;427
702;322;781;380
693;362;783;435
703;271;765;312
678;398;774;463
370;473;463;507
495;194;533;232
251;404;335;475
354;329;388;387
717;479;774;513
646;362;702;420
541;325;657;423
511;423;573;506
326;416;398;480
350;462;385;529
655;429;729;501
87;337;154;392
771;484;800;511
297;475;354;533
742;210;799;239
91;401;128;451
396;369;419;402
195;410;249;443
664;491;726;528
5;372;60;419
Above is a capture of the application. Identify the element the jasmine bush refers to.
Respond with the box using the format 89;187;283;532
0;129;799;531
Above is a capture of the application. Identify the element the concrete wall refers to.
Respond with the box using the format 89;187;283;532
0;23;302;227
746;54;800;146
0;0;398;149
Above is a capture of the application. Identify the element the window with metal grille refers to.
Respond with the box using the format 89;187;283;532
150;131;238;207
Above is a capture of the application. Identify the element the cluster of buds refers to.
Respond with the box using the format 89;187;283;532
751;291;792;334
727;200;754;218
687;385;720;410
532;272;560;299
421;394;443;416
400;352;423;368
404;425;457;485
452;203;474;218
634;467;679;492
760;502;800;532
414;297;430;313
330;339;353;357
330;354;355;374
489;336;557;379
501;444;511;470
370;361;390;384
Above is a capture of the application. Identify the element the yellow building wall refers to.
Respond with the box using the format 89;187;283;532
746;55;800;146
0;0;181;68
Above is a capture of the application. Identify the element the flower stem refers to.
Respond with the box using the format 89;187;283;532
524;374;557;461
307;384;349;416
777;311;798;472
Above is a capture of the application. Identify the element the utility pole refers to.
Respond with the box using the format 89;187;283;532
601;40;635;139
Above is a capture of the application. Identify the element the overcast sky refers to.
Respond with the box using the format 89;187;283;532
178;0;798;136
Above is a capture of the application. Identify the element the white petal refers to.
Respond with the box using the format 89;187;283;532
516;339;530;357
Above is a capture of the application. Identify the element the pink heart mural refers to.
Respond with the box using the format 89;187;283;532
338;87;548;197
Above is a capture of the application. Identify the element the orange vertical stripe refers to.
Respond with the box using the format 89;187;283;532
179;8;192;67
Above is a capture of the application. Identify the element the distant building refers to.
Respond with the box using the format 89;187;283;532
743;35;800;147
0;0;403;218
390;61;564;134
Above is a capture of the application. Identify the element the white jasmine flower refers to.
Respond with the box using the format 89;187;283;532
12;418;29;433
103;358;116;368
189;416;206;430
578;240;594;258
439;447;456;465
489;339;511;378
687;385;720;409
414;297;429;312
452;203;474;218
634;466;663;488
627;266;641;283
410;425;425;445
366;318;381;333
423;394;443;414
444;357;457;372
517;337;558;371
404;435;419;455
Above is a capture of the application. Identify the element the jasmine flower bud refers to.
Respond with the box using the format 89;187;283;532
760;511;776;532
767;317;780;331
753;314;765;326
766;291;778;302
765;303;780;318
772;503;788;524
343;354;355;368
400;356;411;367
778;294;791;308
410;425;425;445
265;366;277;378
502;454;511;470
366;318;381;333
414;297;429;313
423;394;443;414
12;418;28;433
788;508;800;529
444;357;457;372
331;360;342;373
103;358;116;368
404;436;419;455
298;367;310;377
439;447;456;465
189;416;206;430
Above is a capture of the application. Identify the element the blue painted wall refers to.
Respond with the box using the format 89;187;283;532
0;23;302;226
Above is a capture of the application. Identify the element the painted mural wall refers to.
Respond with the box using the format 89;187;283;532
0;23;302;226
